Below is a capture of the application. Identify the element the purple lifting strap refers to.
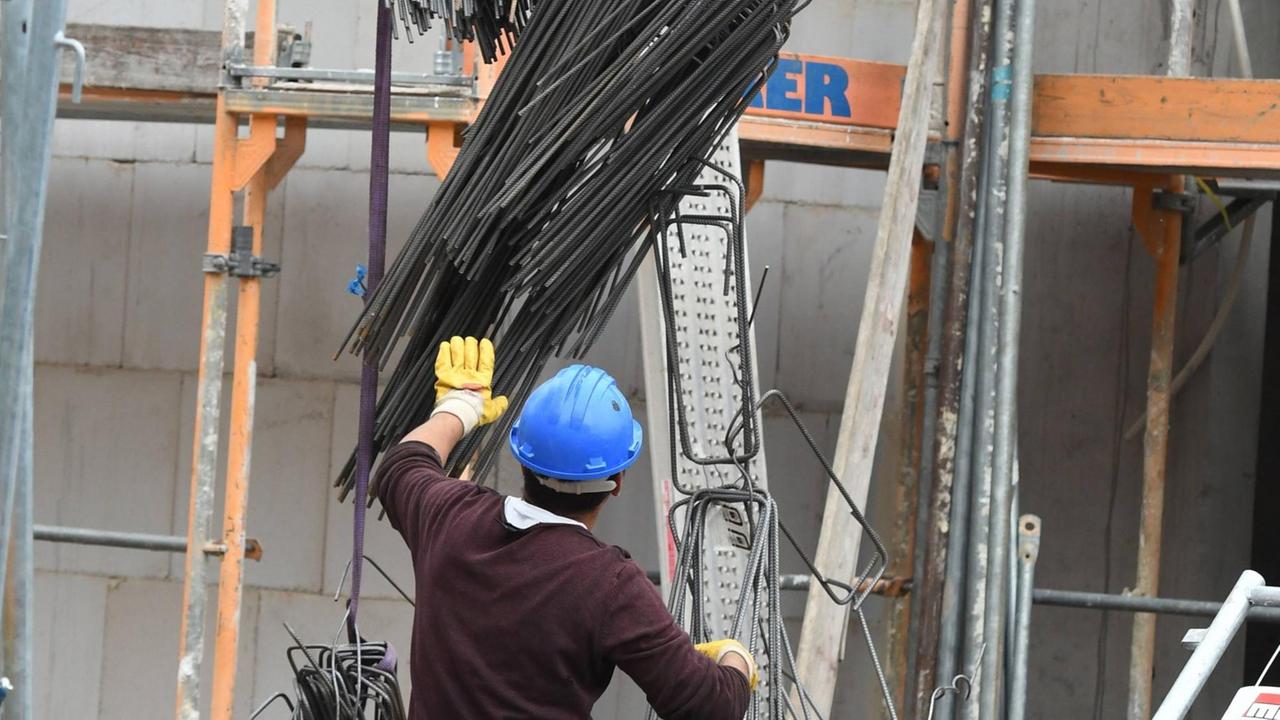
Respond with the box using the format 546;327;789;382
350;0;393;638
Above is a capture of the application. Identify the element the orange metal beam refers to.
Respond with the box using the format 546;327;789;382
265;116;307;191
427;120;463;179
1034;74;1280;144
745;159;766;212
1031;136;1280;177
209;2;280;719
62;59;1280;179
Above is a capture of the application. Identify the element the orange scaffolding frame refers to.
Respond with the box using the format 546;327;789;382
50;0;1280;717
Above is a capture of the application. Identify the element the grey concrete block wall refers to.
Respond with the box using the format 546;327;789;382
26;0;1278;717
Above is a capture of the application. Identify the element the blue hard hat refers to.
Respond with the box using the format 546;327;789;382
509;364;643;481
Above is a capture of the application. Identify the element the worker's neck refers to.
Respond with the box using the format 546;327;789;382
524;496;603;531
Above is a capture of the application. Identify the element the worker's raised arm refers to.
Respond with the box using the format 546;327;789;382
601;562;754;720
402;336;509;458
374;337;508;540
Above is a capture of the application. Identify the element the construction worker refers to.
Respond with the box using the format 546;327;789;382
375;336;757;719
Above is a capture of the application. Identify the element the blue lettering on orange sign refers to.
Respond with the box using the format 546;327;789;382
766;57;804;112
756;58;854;119
805;61;852;117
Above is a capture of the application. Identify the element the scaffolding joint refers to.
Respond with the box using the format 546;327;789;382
203;226;280;278
1152;187;1196;215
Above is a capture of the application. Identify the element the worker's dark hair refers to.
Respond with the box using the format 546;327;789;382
521;466;617;518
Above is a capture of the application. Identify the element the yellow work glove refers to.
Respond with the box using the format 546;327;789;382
431;336;509;435
695;639;758;691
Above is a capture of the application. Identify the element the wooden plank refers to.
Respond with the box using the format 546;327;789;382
1034;74;1280;144
789;0;947;714
44;26;1280;177
60;24;222;94
1030;137;1280;179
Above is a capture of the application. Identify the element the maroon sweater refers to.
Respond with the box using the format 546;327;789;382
375;441;750;719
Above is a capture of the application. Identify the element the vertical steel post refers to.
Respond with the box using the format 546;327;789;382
920;1;993;714
1008;515;1041;720
1224;0;1253;79
979;0;1036;712
891;230;934;714
0;0;34;634
174;0;247;715
1126;3;1192;715
208;0;276;716
1126;175;1185;720
0;0;70;716
958;0;1013;713
909;2;975;712
3;358;34;720
1166;0;1193;77
1151;571;1266;720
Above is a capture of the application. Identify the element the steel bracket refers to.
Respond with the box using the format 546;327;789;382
1180;627;1207;651
916;186;942;243
203;226;280;278
1182;196;1273;265
1153;189;1196;215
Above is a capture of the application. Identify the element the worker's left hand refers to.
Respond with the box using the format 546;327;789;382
695;639;758;691
431;336;509;435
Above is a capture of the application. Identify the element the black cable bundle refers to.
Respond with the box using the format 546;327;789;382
251;625;408;720
337;0;799;498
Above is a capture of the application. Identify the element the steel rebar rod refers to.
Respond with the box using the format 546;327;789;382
346;0;802;495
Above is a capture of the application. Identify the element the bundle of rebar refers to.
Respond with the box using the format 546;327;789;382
338;0;798;496
391;0;530;61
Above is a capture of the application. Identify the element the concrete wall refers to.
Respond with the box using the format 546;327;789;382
25;0;1276;717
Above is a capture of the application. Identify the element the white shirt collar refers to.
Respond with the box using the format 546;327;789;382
503;496;588;531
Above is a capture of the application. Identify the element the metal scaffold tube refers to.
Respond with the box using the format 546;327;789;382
0;0;74;716
1128;1;1194;715
174;0;247;712
927;0;994;714
979;0;1037;712
1152;571;1266;720
1008;515;1041;720
958;0;1014;712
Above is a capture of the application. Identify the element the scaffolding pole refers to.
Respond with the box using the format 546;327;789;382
0;0;74;717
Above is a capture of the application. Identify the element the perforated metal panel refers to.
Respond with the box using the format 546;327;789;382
637;127;773;696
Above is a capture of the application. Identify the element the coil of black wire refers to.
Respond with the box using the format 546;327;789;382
337;0;800;499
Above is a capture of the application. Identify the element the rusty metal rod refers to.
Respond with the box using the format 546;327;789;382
916;0;992;713
33;525;263;558
1127;177;1185;720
